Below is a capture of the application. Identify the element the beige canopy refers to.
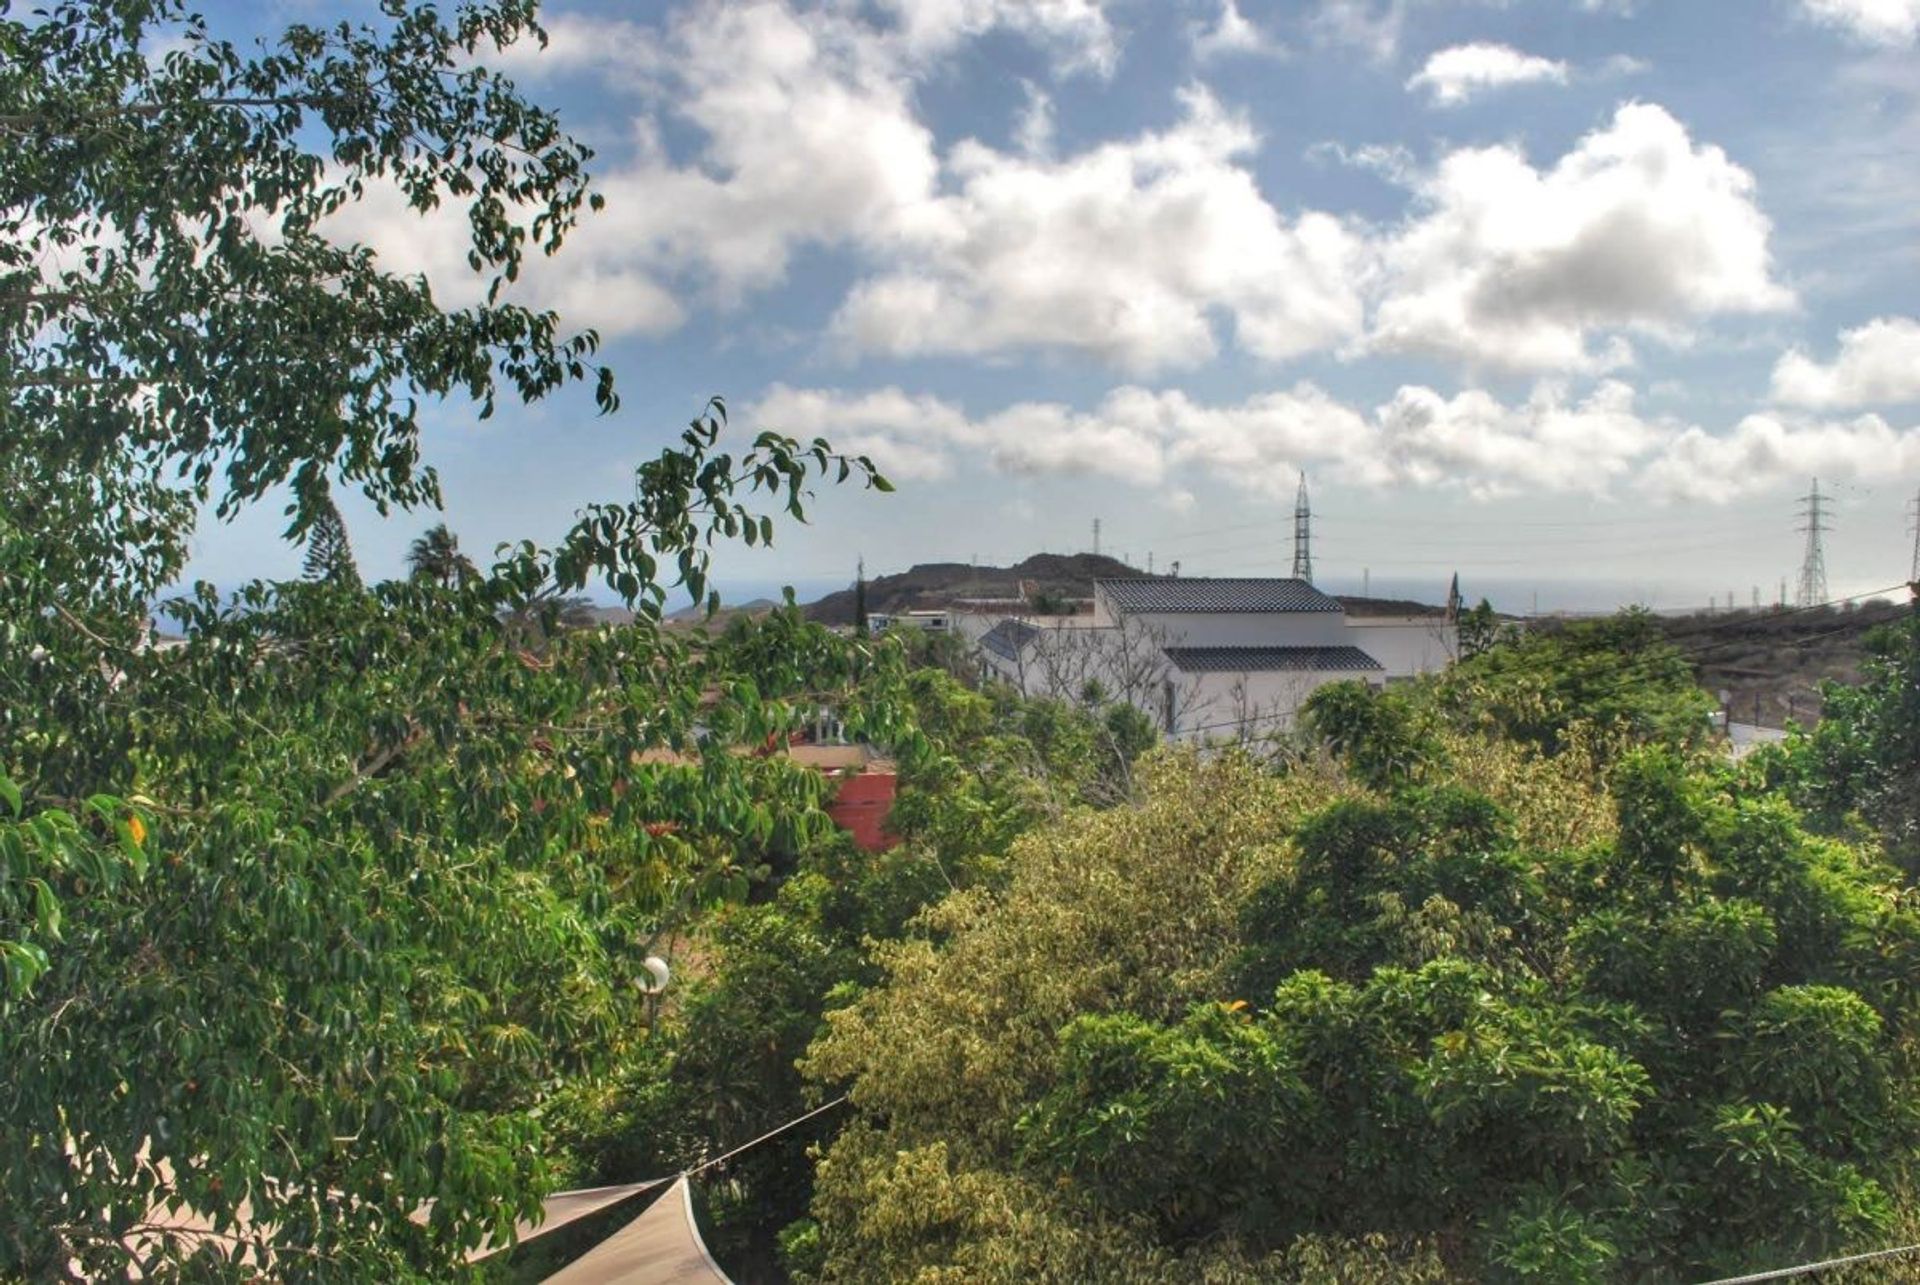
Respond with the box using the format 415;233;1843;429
541;1176;731;1284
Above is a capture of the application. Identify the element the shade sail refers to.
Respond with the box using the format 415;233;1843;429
541;1176;731;1284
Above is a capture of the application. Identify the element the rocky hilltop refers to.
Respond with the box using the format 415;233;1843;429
805;553;1146;624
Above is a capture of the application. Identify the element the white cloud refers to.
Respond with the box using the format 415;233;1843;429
1370;379;1659;497
1308;0;1409;63
1371;102;1793;371
1596;52;1651;77
1406;43;1570;106
481;13;663;80
398;0;1119;337
1013;81;1056;158
751;383;976;480
756;378;1920;506
407;5;1785;378
316;173;691;337
831;86;1368;373
1770;316;1920;408
1191;0;1286;61
1797;0;1920;46
1642;410;1920;501
875;0;1123;75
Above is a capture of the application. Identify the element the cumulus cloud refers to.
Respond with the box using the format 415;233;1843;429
755;378;1919;505
316;172;691;337
1371;102;1793;371
1190;0;1286;61
1370;380;1659;496
1307;0;1409;62
1406;43;1570;106
751;384;977;480
1770;317;1920;408
347;3;1785;378
830;87;1368;373
1797;0;1920;46
1643;411;1920;502
874;0;1122;75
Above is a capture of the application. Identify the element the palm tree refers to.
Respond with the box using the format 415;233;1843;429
406;522;476;588
503;584;600;650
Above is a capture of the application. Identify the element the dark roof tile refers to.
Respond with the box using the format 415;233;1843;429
1096;578;1342;614
980;618;1041;660
1163;645;1384;673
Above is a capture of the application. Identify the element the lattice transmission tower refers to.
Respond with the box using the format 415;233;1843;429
1908;486;1920;585
1795;478;1830;608
1292;472;1313;583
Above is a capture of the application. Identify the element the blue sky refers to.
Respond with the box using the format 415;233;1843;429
181;0;1920;611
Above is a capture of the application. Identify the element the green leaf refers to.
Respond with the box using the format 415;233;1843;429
29;878;62;940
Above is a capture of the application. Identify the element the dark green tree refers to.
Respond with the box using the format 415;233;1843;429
1458;598;1505;660
1;2;902;1277
300;488;361;588
1777;610;1920;875
406;522;477;589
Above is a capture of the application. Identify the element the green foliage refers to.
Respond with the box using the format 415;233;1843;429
1439;611;1716;756
407;523;477;589
4;0;608;596
801;733;1920;1282
1301;681;1436;789
300;487;362;588
2;3;908;1266
539;653;1164;1274
1458;598;1510;661
1773;612;1920;875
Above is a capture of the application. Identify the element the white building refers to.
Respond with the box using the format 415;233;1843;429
977;578;1456;741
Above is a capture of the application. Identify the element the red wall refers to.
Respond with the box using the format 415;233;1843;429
826;771;899;852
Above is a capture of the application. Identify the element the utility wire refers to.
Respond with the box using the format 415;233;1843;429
1693;1240;1920;1284
683;1095;848;1177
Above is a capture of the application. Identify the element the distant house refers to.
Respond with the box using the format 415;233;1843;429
975;577;1457;741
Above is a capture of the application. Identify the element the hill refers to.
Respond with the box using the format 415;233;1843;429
665;596;782;627
1651;600;1908;726
805;553;1145;624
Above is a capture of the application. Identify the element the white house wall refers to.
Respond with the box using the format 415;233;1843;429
1345;618;1458;679
1122;610;1352;648
1172;669;1378;742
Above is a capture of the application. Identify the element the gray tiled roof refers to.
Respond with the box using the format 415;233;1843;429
1163;645;1384;673
979;618;1041;660
1096;578;1342;614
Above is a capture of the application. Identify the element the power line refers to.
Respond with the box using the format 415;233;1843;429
1695;1240;1920;1284
684;1096;848;1177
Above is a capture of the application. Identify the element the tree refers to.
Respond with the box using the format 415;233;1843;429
301;488;362;588
800;733;1920;1282
1438;610;1715;756
1774;612;1920;875
3;0;618;605
406;523;477;589
2;2;903;1276
1458;598;1506;660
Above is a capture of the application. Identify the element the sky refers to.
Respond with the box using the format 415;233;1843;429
178;0;1920;612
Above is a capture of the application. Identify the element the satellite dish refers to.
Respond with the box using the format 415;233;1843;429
636;955;671;995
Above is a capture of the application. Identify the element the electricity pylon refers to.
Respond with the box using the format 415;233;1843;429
1795;478;1830;607
1292;472;1312;583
